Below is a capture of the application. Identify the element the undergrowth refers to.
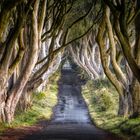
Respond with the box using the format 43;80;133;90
82;79;140;140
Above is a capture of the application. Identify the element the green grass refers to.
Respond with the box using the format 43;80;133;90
82;79;140;140
0;82;58;134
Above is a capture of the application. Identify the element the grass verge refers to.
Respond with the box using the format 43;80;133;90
0;74;59;134
82;79;140;140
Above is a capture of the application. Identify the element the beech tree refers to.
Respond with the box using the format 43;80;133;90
0;0;35;123
96;2;140;117
69;0;140;117
103;0;140;83
69;35;104;80
0;0;94;123
0;0;139;124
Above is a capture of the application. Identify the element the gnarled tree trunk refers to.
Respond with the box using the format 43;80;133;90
2;1;39;123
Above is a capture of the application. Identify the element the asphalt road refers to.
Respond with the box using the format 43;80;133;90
21;70;123;140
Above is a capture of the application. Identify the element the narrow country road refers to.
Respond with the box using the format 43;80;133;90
0;70;124;140
21;70;123;140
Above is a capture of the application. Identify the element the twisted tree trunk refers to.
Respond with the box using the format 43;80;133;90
96;5;132;117
131;1;140;117
2;1;39;123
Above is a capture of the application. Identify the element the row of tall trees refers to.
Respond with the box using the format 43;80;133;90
0;0;94;123
0;0;140;123
69;35;104;80
97;0;140;117
69;0;140;117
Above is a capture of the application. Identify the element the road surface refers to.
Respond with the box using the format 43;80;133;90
0;70;124;140
21;70;123;140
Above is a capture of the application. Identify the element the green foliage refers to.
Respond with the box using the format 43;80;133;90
84;79;118;112
91;90;114;111
119;118;140;138
64;0;95;41
33;91;46;101
82;79;140;139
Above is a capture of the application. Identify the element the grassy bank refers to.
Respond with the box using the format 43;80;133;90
82;79;140;140
0;73;59;134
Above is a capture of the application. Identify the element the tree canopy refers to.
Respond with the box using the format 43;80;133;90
0;0;140;123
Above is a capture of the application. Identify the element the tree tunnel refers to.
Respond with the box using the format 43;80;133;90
0;0;139;129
